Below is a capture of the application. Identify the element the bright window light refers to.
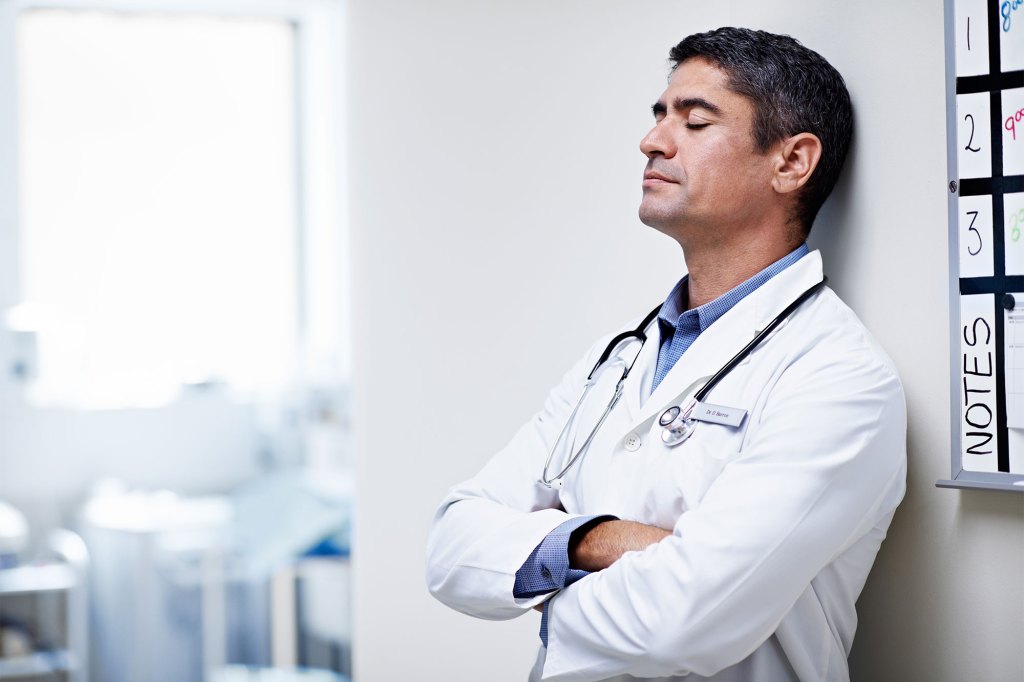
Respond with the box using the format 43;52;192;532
17;10;298;409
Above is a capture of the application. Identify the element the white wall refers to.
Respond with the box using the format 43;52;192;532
348;1;1024;680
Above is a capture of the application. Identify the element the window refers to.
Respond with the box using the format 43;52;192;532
16;10;300;409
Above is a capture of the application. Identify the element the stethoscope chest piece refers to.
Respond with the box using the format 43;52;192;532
658;396;699;447
660;409;696;447
658;406;680;426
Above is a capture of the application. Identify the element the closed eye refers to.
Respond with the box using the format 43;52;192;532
685;122;710;130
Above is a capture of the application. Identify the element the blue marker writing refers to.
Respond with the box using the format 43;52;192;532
1003;0;1023;32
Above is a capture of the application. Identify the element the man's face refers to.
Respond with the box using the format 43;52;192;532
638;58;777;242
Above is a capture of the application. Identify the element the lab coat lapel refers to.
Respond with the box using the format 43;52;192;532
625;250;825;433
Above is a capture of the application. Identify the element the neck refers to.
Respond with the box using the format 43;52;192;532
682;235;801;310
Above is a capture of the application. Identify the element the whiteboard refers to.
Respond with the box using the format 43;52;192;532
943;0;1024;491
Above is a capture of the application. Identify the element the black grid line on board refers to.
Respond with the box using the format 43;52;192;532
955;0;1013;472
956;69;1024;94
961;276;1024;295
959;175;1024;195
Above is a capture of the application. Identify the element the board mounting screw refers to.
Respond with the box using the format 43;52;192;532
949;181;958;193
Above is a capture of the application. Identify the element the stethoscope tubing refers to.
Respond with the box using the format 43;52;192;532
691;276;828;404
585;305;663;381
541;306;659;488
541;275;827;487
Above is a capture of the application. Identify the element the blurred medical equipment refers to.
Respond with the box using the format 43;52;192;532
211;666;347;682
80;470;352;682
0;499;89;682
0;501;29;566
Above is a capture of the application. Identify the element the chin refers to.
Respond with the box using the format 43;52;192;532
639;205;677;231
638;215;682;243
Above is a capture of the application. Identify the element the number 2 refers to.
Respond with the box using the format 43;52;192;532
965;114;981;152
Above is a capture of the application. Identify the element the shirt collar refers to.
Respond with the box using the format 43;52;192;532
658;242;810;333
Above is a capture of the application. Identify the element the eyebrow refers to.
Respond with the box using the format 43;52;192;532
651;96;723;118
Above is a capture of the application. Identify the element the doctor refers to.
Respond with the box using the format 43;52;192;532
426;27;906;682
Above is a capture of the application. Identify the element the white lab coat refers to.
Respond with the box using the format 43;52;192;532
426;250;907;682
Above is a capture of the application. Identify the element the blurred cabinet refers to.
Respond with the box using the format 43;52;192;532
0;530;88;682
81;472;351;682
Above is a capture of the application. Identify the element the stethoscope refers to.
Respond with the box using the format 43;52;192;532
539;276;827;488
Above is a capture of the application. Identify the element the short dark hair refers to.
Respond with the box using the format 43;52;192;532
669;27;853;235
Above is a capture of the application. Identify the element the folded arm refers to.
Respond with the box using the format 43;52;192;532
515;517;671;643
541;345;907;680
425;335;615;619
569;519;673;572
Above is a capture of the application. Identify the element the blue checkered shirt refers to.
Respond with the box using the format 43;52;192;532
513;243;809;647
650;243;809;391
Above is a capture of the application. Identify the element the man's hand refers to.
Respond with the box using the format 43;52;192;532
568;520;672;572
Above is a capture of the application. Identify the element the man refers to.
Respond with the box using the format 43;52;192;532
426;27;906;682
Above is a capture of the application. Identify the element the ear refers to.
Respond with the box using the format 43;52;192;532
770;133;822;195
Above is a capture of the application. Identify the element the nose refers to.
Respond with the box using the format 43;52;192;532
640;120;676;159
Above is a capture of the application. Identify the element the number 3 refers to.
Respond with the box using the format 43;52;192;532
967;210;983;255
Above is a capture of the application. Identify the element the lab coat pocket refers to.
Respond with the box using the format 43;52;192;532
691;421;749;496
690;442;741;502
633;450;691;530
637;423;744;526
627;423;723;527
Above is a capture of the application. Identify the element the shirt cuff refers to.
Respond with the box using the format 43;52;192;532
512;514;615;598
541;598;551;648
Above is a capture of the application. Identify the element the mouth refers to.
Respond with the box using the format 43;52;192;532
643;169;677;186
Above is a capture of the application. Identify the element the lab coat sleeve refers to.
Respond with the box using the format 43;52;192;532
425;335;611;621
541;331;907;680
